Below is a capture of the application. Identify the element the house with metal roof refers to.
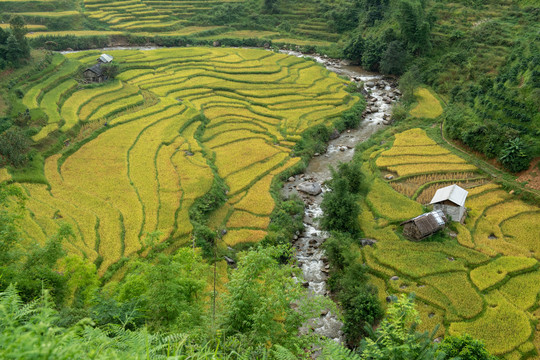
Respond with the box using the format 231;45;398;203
98;54;113;63
430;184;468;222
401;209;447;240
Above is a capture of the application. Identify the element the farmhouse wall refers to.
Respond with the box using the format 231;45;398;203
433;203;464;222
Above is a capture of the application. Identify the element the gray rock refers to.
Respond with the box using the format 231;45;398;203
360;238;377;247
366;81;375;88
329;128;340;140
297;182;322;196
288;176;295;182
390;276;399;281
224;256;236;266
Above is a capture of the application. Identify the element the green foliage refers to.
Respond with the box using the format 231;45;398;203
437;334;497;360
0;285;250;359
0;16;31;67
100;62;119;80
0;185;75;305
397;0;431;54
0;127;30;167
264;0;278;14
398;66;421;103
324;233;383;346
221;246;310;351
321;176;361;234
499;137;532;173
116;249;208;329
293;124;331;159
321;0;362;33
380;41;408;75
320;340;362;359
359;294;444;360
343;31;364;64
361;37;384;71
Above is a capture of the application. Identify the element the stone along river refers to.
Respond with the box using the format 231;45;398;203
281;52;399;341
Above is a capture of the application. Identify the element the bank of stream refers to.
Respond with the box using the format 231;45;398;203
280;51;400;342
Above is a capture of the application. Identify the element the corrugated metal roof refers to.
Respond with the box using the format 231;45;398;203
430;184;468;207
99;54;113;63
401;210;447;238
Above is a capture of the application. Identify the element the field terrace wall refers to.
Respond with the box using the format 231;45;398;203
13;47;357;276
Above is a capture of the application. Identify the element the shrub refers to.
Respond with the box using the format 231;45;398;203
0;127;30;167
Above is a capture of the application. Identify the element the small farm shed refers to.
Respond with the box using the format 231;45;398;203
98;53;113;63
430;184;468;222
83;64;105;83
401;209;447;241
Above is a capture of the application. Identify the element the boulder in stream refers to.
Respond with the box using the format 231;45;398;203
297;182;322;196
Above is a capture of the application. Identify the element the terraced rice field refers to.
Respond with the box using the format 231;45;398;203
410;87;443;119
14;47;356;274
1;0;336;45
361;128;540;359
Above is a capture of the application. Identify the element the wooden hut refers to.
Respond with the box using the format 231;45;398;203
83;64;105;83
430;184;468;222
401;210;447;241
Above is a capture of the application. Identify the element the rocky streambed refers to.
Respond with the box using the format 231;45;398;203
281;52;399;342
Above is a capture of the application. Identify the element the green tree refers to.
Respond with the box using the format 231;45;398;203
15;224;71;304
222;246;313;351
4;34;23;65
437;334;496;360
9;15;27;42
361;37;384;71
499;137;531;173
0;126;30;167
397;0;431;54
398;65;421;103
101;62;119;79
263;0;277;13
320;177;360;234
380;41;408;75
324;233;383;346
343;31;365;64
6;15;30;65
0;27;8;46
117;249;208;329
60;255;100;307
359;294;443;360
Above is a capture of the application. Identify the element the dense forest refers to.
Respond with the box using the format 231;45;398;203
0;0;538;358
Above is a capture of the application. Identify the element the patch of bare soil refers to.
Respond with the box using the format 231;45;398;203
517;158;540;191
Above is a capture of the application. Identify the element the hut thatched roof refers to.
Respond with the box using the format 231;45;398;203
84;64;103;76
401;209;447;239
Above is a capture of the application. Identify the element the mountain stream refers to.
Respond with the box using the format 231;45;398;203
280;52;400;342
